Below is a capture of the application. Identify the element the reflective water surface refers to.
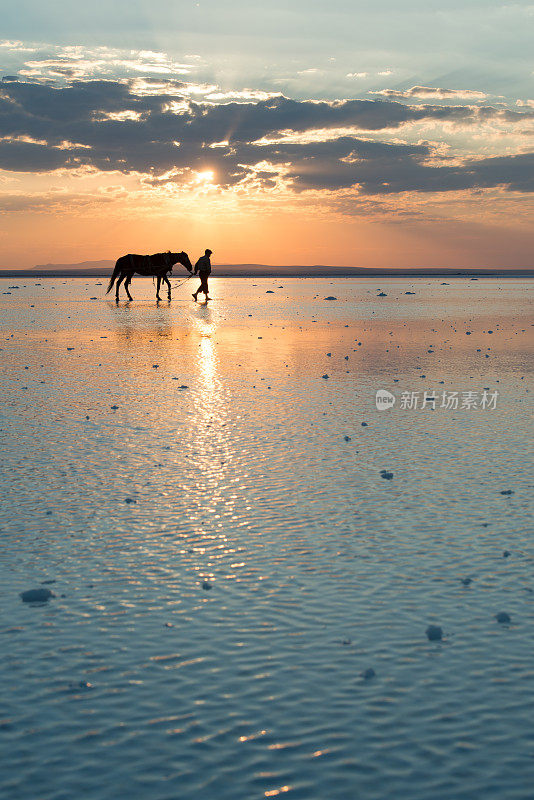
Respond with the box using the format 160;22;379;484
1;277;533;800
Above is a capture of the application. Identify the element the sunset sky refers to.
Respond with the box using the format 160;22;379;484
1;1;533;268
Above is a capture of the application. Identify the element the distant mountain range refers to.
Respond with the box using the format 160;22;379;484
0;261;532;277
34;260;115;270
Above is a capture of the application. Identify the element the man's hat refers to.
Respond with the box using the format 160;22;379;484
205;248;212;255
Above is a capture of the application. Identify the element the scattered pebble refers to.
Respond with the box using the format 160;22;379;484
426;624;443;641
20;588;55;603
70;680;94;691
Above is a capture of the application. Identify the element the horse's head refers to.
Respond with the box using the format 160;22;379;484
171;251;193;272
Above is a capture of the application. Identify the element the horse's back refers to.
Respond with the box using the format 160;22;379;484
117;253;170;276
116;253;137;267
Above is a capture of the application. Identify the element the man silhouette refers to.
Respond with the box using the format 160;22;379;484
192;248;212;301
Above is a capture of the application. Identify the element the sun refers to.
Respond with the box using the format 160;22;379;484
194;169;215;184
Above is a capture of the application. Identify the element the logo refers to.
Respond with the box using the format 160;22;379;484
375;389;396;411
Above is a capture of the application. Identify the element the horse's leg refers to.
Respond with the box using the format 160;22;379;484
156;276;162;301
124;275;133;301
164;276;171;300
115;272;124;301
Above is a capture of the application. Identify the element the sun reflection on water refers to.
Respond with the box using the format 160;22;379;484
189;309;243;584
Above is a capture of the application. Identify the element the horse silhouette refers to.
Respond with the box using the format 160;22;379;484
106;251;193;301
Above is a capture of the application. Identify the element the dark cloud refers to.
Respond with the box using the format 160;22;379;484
0;78;532;195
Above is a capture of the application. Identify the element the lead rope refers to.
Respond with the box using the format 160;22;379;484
171;272;194;290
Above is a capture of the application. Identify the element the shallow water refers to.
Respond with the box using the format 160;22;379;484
1;277;533;800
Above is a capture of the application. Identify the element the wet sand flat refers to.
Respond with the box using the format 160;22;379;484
1;277;533;800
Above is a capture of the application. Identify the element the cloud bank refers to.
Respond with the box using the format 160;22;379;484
0;72;533;200
373;86;488;100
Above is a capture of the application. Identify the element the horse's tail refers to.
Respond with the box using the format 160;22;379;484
106;259;122;294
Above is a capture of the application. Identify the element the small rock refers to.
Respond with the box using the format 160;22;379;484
361;422;368;427
202;581;212;591
344;435;352;442
380;470;393;480
322;374;329;379
179;385;189;390
495;612;511;624
20;588;55;603
503;550;511;558
110;405;119;410
361;668;376;680
266;290;274;293
377;292;387;297
460;577;472;586
500;490;514;495
124;498;137;504
426;624;443;641
324;296;337;300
